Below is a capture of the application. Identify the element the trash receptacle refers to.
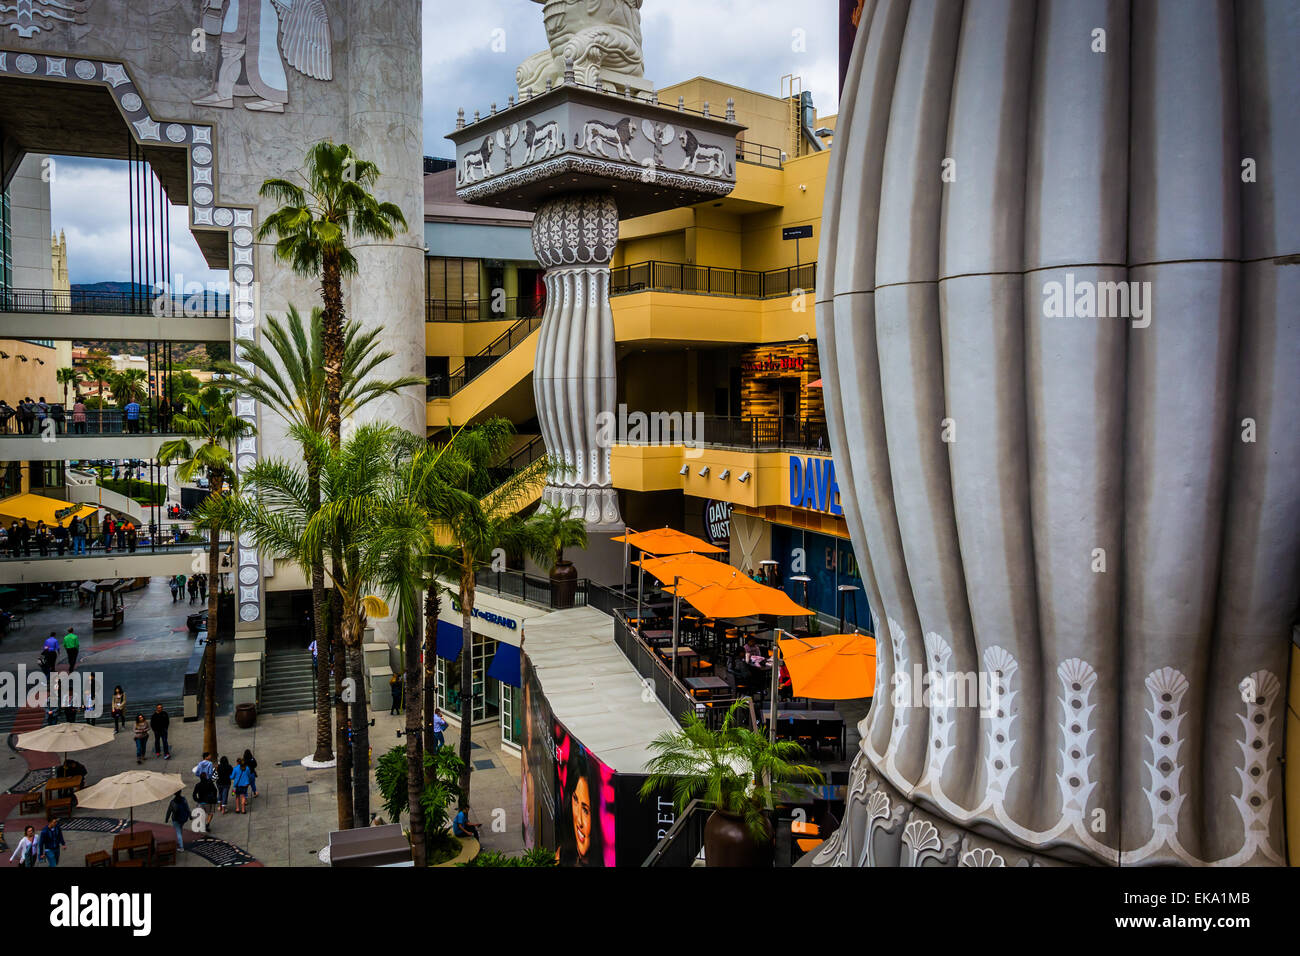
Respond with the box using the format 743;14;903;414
235;702;257;728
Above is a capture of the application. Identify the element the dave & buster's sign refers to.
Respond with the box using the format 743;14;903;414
789;455;842;515
705;500;732;545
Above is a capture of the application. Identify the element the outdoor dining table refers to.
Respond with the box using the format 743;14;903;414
659;646;699;675
761;708;847;758
641;629;675;646
112;830;154;864
685;675;729;697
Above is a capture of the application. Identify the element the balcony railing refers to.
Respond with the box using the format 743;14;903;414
0;406;185;436
618;414;829;453
429;314;544;398
426;296;546;323
0;287;229;317
609;260;816;300
735;141;785;168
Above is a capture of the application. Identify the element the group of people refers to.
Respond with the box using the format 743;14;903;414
169;573;209;604
8;819;67;867
0;395;172;436
132;704;172;762
0;512;150;559
164;750;259;849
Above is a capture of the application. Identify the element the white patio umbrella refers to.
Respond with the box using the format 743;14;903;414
74;770;183;833
15;722;114;762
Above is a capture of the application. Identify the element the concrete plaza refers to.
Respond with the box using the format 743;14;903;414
1;578;525;867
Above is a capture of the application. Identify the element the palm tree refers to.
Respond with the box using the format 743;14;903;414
213;305;422;816
527;501;589;608
55;366;81;408
639;699;823;864
109;368;148;408
158;384;254;757
258;143;408;829
256;141;408;446
422;418;549;808
86;360;114;422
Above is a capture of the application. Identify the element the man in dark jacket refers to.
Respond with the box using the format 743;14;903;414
52;520;69;556
151;703;171;759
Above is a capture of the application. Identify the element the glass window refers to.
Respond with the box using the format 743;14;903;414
501;682;521;747
434;630;500;724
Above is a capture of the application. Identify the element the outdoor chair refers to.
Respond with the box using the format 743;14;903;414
19;790;44;814
85;850;111;867
154;840;178;866
46;796;73;819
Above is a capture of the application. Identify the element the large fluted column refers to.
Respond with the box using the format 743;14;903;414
814;0;1299;868
531;192;621;530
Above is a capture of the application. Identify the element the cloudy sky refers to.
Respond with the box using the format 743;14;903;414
51;0;839;286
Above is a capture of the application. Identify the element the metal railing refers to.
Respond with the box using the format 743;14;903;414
695;415;829;452
0;406;185;436
426;296;546;323
736;141;785;168
610;260;816;299
436;314;544;397
0;287;229;316
642;799;710;867
0;523;231;559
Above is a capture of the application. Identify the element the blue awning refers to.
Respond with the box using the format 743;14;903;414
486;640;521;688
435;619;463;661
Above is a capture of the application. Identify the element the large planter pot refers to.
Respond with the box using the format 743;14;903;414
703;810;773;868
550;561;577;609
234;702;257;729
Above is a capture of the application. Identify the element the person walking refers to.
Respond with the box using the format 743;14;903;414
187;577;198;605
215;756;233;813
62;684;78;724
63;627;79;672
164;790;190;852
9;825;38;867
431;709;448;751
169;576;179;603
83;674;97;726
132;714;149;763
37;819;64;867
150;703;170;759
230;757;252;813
193;773;217;825
193;752;214;781
197;574;207;603
242;749;259;798
111;685;126;733
389;672;402;716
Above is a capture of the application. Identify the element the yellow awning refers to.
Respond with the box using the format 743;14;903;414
0;493;98;527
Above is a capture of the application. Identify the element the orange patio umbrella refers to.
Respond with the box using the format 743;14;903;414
634;552;743;586
663;574;810;619
612;527;725;556
777;632;877;700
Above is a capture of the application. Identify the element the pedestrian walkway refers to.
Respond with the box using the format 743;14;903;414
1;703;524;867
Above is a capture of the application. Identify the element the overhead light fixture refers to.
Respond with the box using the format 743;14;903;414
738;471;751;483
678;464;689;476
698;466;709;477
719;469;730;480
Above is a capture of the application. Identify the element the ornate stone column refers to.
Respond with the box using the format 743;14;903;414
530;192;620;529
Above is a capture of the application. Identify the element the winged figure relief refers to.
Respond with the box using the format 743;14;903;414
194;0;332;113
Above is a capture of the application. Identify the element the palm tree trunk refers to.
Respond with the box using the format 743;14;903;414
308;461;332;763
458;570;475;809
404;611;425;866
321;251;345;445
203;483;220;757
344;603;370;827
423;587;440;755
331;583;353;829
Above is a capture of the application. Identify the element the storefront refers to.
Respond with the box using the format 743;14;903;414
431;585;548;753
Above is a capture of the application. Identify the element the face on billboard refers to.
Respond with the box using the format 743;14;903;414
555;723;616;867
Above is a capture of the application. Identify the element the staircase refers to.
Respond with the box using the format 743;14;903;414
259;647;317;715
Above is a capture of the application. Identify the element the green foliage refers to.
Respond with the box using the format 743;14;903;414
257;141;408;283
459;847;557;867
526;501;589;572
374;744;465;832
638;699;824;843
165;370;202;397
99;479;165;506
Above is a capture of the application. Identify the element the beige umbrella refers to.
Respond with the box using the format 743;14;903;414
75;770;184;833
15;722;115;762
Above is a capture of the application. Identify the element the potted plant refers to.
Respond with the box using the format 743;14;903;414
528;501;588;609
639;699;823;867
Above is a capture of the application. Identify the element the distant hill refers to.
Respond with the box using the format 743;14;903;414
71;283;229;364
